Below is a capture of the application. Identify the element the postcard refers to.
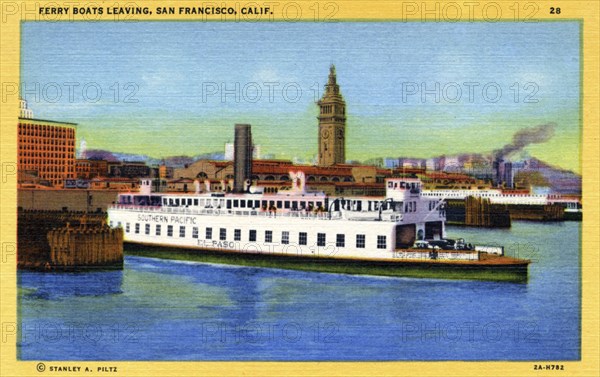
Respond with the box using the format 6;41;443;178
1;1;598;376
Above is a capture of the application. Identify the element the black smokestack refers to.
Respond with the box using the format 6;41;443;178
493;123;555;187
495;123;556;160
233;124;252;193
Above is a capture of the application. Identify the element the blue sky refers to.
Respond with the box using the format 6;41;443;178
21;21;581;171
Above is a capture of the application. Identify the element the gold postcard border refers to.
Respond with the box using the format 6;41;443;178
1;1;598;376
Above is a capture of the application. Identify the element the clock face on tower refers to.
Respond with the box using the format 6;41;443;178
322;130;330;139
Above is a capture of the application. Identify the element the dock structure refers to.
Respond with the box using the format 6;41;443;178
507;204;565;221
464;196;512;227
46;224;123;270
446;197;511;227
18;210;123;271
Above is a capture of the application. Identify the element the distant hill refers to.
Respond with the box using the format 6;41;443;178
162;156;195;168
84;149;119;162
524;158;581;194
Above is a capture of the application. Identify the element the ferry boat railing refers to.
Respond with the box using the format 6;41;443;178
108;204;410;222
109;204;348;220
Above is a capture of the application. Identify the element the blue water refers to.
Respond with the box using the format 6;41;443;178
17;221;580;361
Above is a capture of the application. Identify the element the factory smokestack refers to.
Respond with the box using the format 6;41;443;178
494;123;556;160
233;124;253;193
493;123;556;187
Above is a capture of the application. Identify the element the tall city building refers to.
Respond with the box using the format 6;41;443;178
233;124;253;193
317;65;346;166
17;99;76;187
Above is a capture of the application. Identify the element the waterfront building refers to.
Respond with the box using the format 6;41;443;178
418;172;488;190
108;161;151;178
75;158;109;180
89;177;140;191
158;163;174;179
165;178;197;192
172;158;427;196
174;160;386;186
384;158;400;168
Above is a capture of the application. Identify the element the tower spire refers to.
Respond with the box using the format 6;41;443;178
328;64;336;84
325;64;340;96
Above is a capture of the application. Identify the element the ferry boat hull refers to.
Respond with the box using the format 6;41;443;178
124;241;530;283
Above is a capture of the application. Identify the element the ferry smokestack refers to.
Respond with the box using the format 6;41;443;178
234;124;253;193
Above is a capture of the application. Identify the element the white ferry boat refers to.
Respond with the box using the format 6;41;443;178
422;188;581;212
107;174;530;281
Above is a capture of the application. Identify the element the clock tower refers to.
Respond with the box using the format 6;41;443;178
317;65;346;166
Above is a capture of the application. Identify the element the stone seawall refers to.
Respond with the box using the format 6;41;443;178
18;189;118;212
18;210;123;271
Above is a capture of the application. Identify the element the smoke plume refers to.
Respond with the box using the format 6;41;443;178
495;123;556;160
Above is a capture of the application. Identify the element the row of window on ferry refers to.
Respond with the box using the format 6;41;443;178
167;197;329;211
112;221;388;249
119;195;328;210
167;196;416;213
120;195;422;214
